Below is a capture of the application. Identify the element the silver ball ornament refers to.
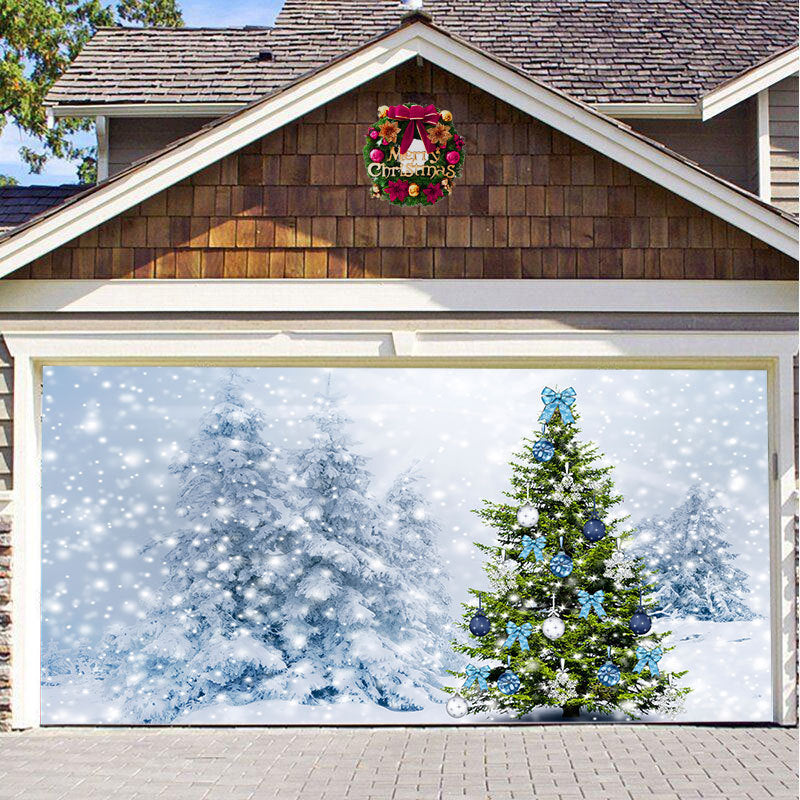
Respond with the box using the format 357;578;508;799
516;503;539;528
446;694;469;718
542;615;565;640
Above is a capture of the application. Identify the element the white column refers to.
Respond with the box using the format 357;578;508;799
757;90;771;201
96;116;109;182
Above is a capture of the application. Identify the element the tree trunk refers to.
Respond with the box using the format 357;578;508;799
561;703;581;719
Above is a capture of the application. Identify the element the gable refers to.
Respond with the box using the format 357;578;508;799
1;19;796;273
16;63;795;281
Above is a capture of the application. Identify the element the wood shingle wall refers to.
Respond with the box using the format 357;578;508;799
14;63;796;281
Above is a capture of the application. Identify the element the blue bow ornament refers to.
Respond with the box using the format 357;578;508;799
577;589;607;618
502;621;533;651
463;664;491;691
634;645;662;676
520;534;546;562
538;387;577;424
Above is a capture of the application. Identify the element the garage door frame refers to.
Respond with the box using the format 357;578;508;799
3;296;797;729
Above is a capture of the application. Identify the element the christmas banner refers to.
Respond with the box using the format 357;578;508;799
41;368;770;724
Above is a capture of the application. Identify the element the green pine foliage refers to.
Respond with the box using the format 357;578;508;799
447;405;690;719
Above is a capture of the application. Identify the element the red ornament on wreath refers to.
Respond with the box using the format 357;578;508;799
363;103;465;206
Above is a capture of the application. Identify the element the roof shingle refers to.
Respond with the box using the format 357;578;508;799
0;185;86;234
45;0;799;107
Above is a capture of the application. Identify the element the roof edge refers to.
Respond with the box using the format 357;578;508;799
701;43;799;120
1;16;797;275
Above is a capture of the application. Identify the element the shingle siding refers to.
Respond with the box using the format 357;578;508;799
20;63;796;281
0;339;9;494
108;117;217;177
626;99;759;194
769;75;799;215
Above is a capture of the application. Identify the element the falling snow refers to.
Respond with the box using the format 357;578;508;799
41;367;771;723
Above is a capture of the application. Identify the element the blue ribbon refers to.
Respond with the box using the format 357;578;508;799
520;534;546;562
538;387;577;424
634;646;662;676
577;589;607;618
502;621;532;651
463;664;491;691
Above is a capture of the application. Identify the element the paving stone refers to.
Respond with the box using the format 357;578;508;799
0;727;795;800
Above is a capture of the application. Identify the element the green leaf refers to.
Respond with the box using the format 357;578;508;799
0;0;183;181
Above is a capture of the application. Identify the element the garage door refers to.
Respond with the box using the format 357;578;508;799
41;366;771;723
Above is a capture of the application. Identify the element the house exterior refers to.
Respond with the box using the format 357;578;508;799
0;0;796;730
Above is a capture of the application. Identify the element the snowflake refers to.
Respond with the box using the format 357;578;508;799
582;476;606;497
651;684;685;718
553;464;581;504
604;548;637;581
543;667;578;702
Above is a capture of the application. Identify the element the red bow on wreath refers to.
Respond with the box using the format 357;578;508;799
387;104;439;154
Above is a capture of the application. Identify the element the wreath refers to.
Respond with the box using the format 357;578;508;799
362;103;465;206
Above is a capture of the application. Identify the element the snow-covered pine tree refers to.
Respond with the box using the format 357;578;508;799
97;371;288;722
275;385;440;710
633;486;757;621
382;465;458;689
447;398;689;719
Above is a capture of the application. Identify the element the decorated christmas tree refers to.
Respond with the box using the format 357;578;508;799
445;388;689;720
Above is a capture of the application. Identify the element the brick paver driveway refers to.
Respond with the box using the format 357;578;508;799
0;726;796;799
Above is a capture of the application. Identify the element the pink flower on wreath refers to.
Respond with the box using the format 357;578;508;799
386;179;410;202
453;134;465;149
423;182;444;204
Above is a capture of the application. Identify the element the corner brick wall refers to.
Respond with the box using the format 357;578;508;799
13;61;796;280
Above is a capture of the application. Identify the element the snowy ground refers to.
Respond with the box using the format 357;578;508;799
41;619;771;725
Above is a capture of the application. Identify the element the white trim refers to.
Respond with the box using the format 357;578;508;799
701;46;799;121
758;90;772;201
772;350;798;726
0;21;796;275
51;100;705;121
47;102;241;118
95;116;109;183
8;350;41;730
3;324;797;728
0;279;796;315
594;103;700;119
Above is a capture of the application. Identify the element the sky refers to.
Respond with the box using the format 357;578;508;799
0;0;286;184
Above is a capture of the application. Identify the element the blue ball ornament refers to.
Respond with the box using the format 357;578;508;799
597;649;621;687
497;669;521;695
550;538;573;577
469;594;491;637
629;608;652;635
469;613;491;637
531;439;555;462
582;515;606;543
